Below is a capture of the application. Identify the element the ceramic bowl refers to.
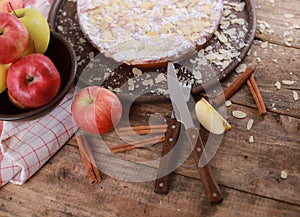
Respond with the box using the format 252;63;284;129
0;30;77;121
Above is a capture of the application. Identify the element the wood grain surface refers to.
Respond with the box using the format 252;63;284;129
1;0;299;216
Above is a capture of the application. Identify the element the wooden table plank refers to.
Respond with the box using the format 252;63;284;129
1;0;299;216
255;0;300;49
1;145;299;217
66;97;300;205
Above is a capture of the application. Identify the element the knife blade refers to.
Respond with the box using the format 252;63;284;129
154;112;181;194
167;62;223;203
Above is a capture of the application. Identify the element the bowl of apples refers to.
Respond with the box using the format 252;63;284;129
0;11;76;121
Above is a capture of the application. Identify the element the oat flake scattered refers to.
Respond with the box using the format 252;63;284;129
280;170;288;179
232;110;247;119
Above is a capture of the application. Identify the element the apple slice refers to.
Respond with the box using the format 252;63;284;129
195;98;231;135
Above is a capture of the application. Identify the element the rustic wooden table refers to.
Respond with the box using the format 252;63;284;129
0;0;299;216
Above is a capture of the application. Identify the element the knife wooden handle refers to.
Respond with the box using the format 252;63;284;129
186;127;223;204
154;118;181;194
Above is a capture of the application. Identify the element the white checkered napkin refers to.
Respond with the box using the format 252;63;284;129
0;91;78;187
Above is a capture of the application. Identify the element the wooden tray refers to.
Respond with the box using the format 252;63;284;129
48;0;256;102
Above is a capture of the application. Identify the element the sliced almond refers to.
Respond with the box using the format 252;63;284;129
142;79;154;86
235;63;247;74
214;31;228;44
249;135;254;143
282;80;295;85
274;81;281;90
280;170;288;179
225;100;232;107
232;110;247;119
284;38;293;46
154;73;166;84
127;78;135;91
260;41;268;49
293;91;299;101
284;14;294;19
247;119;254;131
132;67;143;76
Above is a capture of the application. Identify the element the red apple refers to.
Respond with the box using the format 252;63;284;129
6;53;61;109
0;0;24;13
71;86;122;134
0;12;28;64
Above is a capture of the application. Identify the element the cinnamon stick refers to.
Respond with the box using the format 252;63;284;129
111;134;165;153
76;134;102;183
117;124;168;132
116;124;168;136
116;128;168;136
247;74;267;116
213;66;254;108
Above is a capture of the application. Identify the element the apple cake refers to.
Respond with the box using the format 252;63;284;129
77;0;223;67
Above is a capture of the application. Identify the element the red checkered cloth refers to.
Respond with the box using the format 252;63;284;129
0;0;76;187
0;92;77;187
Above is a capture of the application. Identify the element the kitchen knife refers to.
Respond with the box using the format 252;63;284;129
167;62;223;203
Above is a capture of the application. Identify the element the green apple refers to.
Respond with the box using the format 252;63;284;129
11;8;50;55
0;64;10;94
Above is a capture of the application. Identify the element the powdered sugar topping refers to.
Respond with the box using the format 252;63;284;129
77;0;223;65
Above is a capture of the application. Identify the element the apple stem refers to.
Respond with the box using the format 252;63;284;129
87;88;94;104
8;2;18;18
26;75;34;82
